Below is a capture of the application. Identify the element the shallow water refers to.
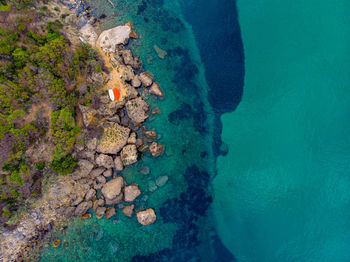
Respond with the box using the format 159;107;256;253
214;0;350;261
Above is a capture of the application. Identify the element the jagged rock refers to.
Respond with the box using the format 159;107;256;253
156;176;168;187
79;105;97;127
96;154;114;169
149;142;165;157
131;75;142;88
90;167;106;178
120;65;135;81
78;150;95;162
121;145;138;166
71;196;84;206
86;137;97;151
74;201;92;217
120;49;141;69
103;169;112;177
125;97;149;124
105;193;124;205
114;156;124;172
71;160;94;180
122;204;135;217
85;189;96;201
153;45;167;59
139;72;154;87
149;82;165;97
97;25;131;53
96;175;106;184
96;207;107;218
127;132;137;144
93;199;105;212
105;207;116;219
124;184;141;202
97;123;130;154
125;84;139;100
79;24;98;46
101;177;125;200
144;130;157;139
136;208;157;225
140;166;150;175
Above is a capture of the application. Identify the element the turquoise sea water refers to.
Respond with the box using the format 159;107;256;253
214;0;350;262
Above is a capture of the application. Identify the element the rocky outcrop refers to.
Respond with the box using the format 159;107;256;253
101;177;125;200
149;142;165;157
125;97;149;124
149;82;165;97
95;154;114;169
97;25;131;53
124;184;141;202
120;144;138;166
97;122;130;154
136;208;157;225
122;204;134;217
139;72;153;87
119;49;142;69
79;24;98;46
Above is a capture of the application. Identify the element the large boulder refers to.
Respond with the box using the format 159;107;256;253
149;82;165;98
96;154;114;169
79;105;97;127
97;122;130;154
74;201;92;216
114;156;124;171
125;97;149;124
131;75;142;88
71;160;94;180
90;167;106;178
79;24;98;46
139;72;153;87
101;177;125;200
149;142;165;157
85;189;96;201
136;208;157;225
121;145;138;166
124;184;141;202
122;204;135;217
97;25;131;53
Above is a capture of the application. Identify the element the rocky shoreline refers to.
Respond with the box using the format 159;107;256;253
0;1;165;261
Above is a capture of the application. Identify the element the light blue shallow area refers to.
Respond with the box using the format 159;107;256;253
214;0;350;262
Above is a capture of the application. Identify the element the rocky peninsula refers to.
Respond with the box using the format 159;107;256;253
0;0;165;261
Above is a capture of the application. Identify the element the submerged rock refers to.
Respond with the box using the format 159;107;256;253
120;144;138;166
136;208;157;225
149;142;165;157
156;176;168;187
101;177;125;200
125;97;149;124
153;45;167;59
122;204;135;217
124;184;141;202
97;123;130;154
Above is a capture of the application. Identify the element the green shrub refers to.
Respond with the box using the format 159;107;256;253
49;154;77;175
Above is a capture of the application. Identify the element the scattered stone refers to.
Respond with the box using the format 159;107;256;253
90;167;106;178
96;175;106;184
124;184;141;202
101;177;125;200
86;137;97;151
103;169;112;177
74;201;92;216
153;45;167;59
156;176;168;187
121;144;138;166
139;72;153;87
85;189;96;201
95;207;106;218
127;132;137;144
149;142;165;157
125;97;149;124
140;166;150;175
97;123;130;154
122;204;135;217
96;154;114;169
136;208;157;225
144;130;157;139
114;156;124;171
105;207;116;219
149;82;165;97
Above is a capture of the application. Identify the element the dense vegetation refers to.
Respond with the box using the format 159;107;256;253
0;0;104;226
